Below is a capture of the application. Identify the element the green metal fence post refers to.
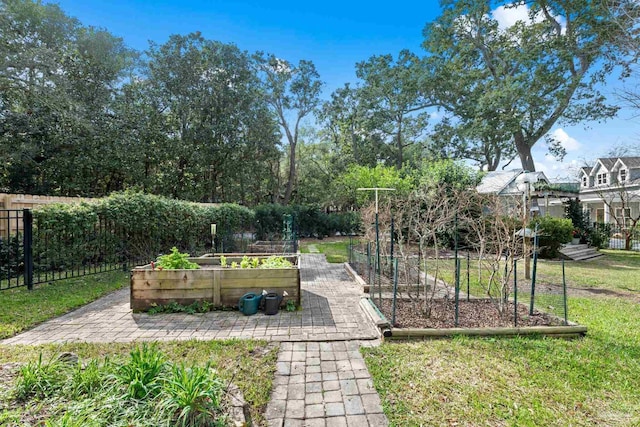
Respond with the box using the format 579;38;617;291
366;242;371;288
375;212;382;307
529;223;539;315
513;258;518;327
454;213;460;327
562;259;568;326
392;258;399;326
467;252;470;302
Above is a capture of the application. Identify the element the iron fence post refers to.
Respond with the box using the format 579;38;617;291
23;209;33;290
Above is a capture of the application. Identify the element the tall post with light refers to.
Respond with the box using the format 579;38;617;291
517;173;533;280
357;187;395;306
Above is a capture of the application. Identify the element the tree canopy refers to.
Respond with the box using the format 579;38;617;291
2;0;639;207
423;0;639;171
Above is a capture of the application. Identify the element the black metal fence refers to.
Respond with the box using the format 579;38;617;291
1;209;145;291
1;208;299;291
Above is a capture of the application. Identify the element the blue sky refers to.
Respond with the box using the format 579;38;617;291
52;0;640;180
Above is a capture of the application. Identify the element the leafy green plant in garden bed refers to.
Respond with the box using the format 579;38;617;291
221;255;294;269
155;247;199;270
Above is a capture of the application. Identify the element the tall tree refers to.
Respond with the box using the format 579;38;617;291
255;54;323;205
0;0;134;195
424;0;639;172
319;83;388;168
355;50;433;169
144;34;280;202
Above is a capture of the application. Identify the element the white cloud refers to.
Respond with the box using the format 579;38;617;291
551;128;581;152
492;3;564;33
492;4;535;31
534;157;582;182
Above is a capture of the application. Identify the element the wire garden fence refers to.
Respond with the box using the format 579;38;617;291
349;239;571;329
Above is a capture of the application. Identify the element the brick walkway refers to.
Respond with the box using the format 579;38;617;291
265;341;387;427
1;254;388;426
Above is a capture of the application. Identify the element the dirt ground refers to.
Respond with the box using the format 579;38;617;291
375;298;563;329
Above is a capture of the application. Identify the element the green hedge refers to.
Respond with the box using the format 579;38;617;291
254;204;361;240
33;192;254;269
530;216;573;258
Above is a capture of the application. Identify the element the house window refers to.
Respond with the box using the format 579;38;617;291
602;173;607;184
620;169;627;182
616;208;632;226
582;176;587;187
597;174;602;185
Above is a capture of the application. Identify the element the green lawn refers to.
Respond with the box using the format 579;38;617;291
423;250;640;300
300;238;353;263
0;339;277;426
0;271;128;339
363;250;640;426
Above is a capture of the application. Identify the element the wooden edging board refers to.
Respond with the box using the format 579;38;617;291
343;262;588;341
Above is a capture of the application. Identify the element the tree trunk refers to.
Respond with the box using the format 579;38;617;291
396;120;403;169
514;132;536;172
283;139;296;205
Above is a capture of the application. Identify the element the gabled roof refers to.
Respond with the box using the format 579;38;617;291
617;157;640;169
476;169;523;194
580;166;592;176
589;158;617;176
476;170;549;195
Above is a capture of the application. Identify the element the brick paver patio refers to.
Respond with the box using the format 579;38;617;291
1;254;378;345
1;254;387;426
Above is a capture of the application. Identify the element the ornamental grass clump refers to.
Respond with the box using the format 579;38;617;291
9;345;229;426
158;363;225;427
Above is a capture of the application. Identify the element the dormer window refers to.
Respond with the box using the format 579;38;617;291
620;169;627;182
597;173;607;185
582;176;587;187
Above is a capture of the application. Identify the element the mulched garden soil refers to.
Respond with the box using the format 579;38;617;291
375;298;563;329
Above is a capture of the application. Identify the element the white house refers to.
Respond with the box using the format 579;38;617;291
476;169;568;217
579;157;640;225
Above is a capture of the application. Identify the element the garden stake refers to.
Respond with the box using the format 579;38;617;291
562;259;568;325
392;258;399;326
513;258;518;327
529;223;539;315
455;257;460;327
366;242;371;288
466;251;470;302
390;215;395;277
375;211;382;307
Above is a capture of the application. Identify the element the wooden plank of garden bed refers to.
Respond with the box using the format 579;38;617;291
386;325;588;340
220;269;299;280
131;298;210;311
131;279;212;290
132;288;214;300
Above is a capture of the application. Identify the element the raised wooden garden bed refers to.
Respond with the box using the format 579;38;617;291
130;254;300;311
